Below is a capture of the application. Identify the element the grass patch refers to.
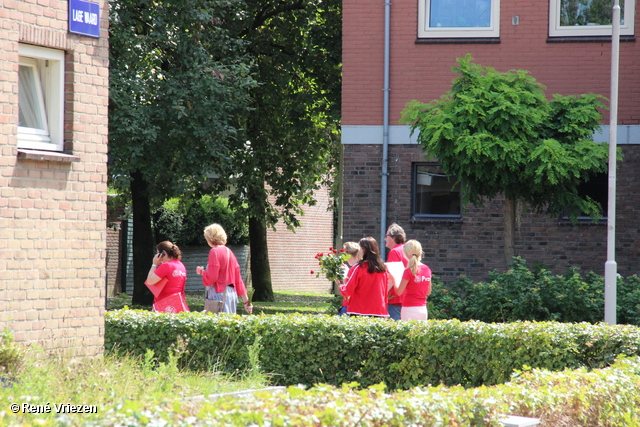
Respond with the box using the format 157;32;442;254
0;342;267;426
107;291;334;315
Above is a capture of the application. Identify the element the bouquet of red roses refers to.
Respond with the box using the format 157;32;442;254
311;247;349;283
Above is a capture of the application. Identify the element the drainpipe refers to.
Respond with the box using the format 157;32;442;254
380;0;391;256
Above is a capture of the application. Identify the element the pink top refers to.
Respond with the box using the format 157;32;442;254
387;244;408;305
401;264;432;307
201;245;247;296
341;262;389;317
154;259;187;302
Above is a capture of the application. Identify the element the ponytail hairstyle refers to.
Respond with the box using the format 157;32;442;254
358;237;387;274
156;241;182;261
403;239;423;276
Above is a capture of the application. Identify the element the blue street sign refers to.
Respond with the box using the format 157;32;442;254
68;0;101;38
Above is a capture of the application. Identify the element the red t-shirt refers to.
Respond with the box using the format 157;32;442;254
201;245;247;296
387;244;408;305
401;264;432;307
154;259;187;302
342;262;390;317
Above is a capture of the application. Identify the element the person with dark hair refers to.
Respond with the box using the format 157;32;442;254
340;237;390;318
146;241;189;312
384;222;409;320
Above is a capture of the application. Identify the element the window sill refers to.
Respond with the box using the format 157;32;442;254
416;37;500;44
547;35;635;43
17;148;81;163
411;216;463;224
557;218;607;226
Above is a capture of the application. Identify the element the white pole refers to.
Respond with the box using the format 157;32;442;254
604;0;620;325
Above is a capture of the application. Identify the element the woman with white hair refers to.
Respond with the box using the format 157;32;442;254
196;223;252;314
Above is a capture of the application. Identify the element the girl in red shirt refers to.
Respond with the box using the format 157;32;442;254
341;237;389;318
146;241;189;312
394;239;431;321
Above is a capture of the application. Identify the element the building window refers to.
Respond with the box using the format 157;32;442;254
18;44;65;152
562;172;608;220
413;164;462;218
418;0;500;38
549;0;635;37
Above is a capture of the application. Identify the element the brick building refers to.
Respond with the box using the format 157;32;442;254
341;0;640;283
1;0;109;354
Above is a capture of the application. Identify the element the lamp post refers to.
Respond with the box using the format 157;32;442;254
604;0;620;325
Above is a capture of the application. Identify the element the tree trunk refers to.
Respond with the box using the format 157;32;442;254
248;215;275;302
504;197;516;267
130;171;155;306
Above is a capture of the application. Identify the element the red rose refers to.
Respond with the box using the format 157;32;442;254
310;270;315;274
340;249;345;252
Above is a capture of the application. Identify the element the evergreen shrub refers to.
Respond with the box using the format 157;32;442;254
154;195;248;246
428;257;640;326
105;310;640;389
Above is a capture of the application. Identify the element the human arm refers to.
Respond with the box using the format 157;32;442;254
199;248;221;287
146;252;165;285
395;278;409;296
395;268;413;296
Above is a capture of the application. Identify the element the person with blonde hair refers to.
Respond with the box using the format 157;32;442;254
394;239;432;321
196;223;252;314
336;241;360;315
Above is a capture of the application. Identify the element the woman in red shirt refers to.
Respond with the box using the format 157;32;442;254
341;237;389;318
146;241;189;312
196;223;252;314
394;239;432;321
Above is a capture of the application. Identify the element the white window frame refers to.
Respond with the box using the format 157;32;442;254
18;44;65;152
549;0;635;37
418;0;501;39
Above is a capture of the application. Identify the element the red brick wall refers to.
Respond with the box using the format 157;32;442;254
341;0;640;283
0;0;109;354
343;0;640;126
342;143;640;283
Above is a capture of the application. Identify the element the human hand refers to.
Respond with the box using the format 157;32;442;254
196;266;204;275
153;253;163;265
244;302;253;314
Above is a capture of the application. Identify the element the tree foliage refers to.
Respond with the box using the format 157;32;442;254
207;0;342;301
400;55;614;264
108;0;256;304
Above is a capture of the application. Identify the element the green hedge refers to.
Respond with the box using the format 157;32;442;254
105;310;640;389
428;257;640;326
51;356;640;426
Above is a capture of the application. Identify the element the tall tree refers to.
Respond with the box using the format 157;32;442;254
213;0;342;301
108;0;255;304
401;55;613;266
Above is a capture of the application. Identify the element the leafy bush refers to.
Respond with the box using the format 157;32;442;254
49;356;640;427
428;257;640;326
154;195;248;246
0;329;25;382
105;310;640;389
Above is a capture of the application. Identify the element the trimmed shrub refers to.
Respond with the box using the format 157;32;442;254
105;310;640;389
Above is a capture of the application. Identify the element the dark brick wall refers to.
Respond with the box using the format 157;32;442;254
342;144;640;283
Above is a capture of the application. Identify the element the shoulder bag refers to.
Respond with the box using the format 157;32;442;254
204;247;230;314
